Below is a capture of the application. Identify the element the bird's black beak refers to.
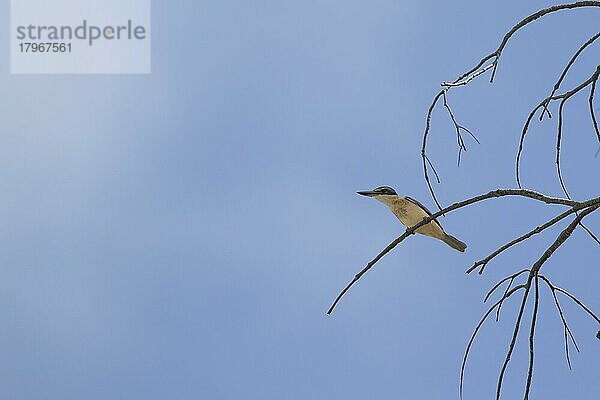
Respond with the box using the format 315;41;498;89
357;190;377;197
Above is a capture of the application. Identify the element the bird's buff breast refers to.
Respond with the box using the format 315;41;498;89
379;196;444;238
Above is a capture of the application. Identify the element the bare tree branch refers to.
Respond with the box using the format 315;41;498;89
454;2;600;84
457;206;600;399
333;5;600;399
494;205;598;400
422;4;600;211
327;192;599;315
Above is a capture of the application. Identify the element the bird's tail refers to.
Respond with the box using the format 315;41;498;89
442;233;467;252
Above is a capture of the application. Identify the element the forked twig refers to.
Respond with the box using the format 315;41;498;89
460;284;526;399
539;275;580;370
459;206;600;400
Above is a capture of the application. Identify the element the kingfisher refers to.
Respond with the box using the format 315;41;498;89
357;186;467;252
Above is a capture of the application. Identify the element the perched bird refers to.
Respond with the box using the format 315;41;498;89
357;186;467;252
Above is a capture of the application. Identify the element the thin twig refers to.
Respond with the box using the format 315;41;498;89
556;98;572;199
460;285;526;399
517;66;600;188
541;31;600;120
484;269;530;303
442;63;495;87
590;78;600;141
424;154;441;184
422;90;446;211
442;90;479;166
496;274;533;400
539;275;580;370
554;286;600;324
496;278;515;322
467;205;585;274
516;102;547;188
579;222;600;245
524;275;540;400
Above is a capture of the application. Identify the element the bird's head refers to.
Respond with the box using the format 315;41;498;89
357;186;398;205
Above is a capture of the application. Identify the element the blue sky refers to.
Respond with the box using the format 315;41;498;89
0;1;598;399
